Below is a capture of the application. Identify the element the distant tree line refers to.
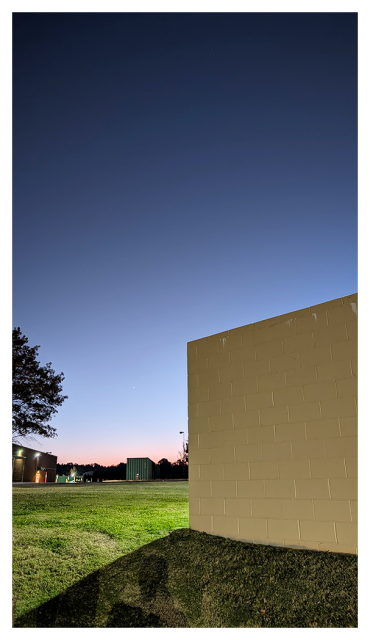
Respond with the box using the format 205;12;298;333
56;462;127;481
56;443;189;481
157;439;188;479
156;458;188;479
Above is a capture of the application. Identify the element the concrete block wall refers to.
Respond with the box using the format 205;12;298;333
187;294;358;554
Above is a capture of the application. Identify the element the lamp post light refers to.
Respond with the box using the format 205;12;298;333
35;453;41;483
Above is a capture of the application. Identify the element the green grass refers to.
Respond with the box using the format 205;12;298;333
12;481;189;620
13;482;357;628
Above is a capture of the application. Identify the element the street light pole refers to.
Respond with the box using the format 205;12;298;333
179;431;186;478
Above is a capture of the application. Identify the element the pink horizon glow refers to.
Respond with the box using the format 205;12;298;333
55;449;183;467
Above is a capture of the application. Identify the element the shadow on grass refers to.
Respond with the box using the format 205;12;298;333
14;537;189;628
14;529;357;628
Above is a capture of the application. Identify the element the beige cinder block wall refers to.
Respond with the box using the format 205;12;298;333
187;294;358;554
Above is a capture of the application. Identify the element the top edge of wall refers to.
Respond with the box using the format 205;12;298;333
187;293;358;346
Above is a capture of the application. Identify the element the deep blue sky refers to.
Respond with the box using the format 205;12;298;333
12;12;357;465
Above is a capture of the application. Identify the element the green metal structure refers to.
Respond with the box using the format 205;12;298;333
55;475;69;483
126;457;156;480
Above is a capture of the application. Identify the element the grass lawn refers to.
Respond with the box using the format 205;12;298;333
13;481;357;628
12;481;189;621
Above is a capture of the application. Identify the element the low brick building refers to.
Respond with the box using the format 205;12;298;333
12;444;58;483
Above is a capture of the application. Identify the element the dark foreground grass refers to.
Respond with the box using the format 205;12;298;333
13;481;189;620
14;526;357;627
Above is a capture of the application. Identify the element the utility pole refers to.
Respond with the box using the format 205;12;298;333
179;431;186;479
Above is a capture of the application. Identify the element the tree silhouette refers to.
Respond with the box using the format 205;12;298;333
12;327;68;442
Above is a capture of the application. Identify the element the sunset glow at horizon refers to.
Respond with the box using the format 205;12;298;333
54;446;185;467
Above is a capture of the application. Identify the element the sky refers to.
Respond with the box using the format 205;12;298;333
12;11;358;466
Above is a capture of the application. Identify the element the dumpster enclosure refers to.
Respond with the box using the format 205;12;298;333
187;294;358;554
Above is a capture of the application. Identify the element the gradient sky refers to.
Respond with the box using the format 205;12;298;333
12;12;357;466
